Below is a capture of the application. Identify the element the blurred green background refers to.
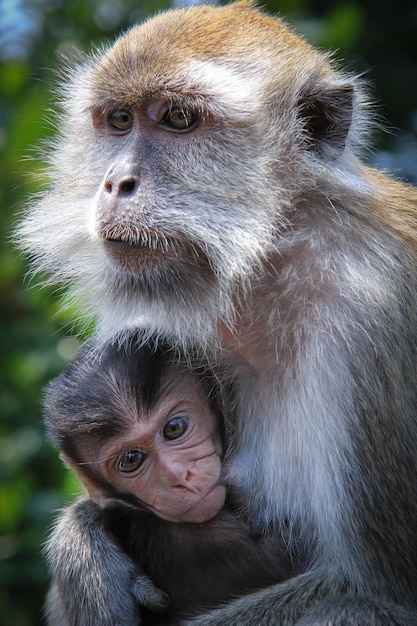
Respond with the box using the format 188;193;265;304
0;0;416;624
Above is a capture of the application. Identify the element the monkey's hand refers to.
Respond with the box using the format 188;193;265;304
44;498;170;626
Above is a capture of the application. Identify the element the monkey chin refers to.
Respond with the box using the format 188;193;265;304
161;484;227;524
103;239;176;275
102;237;215;285
181;484;227;524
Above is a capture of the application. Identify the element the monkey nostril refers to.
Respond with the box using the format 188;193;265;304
119;178;137;195
103;176;138;196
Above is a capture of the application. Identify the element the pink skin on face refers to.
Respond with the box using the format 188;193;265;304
96;370;227;523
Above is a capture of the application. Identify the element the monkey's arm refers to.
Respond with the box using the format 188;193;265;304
44;498;170;626
181;572;417;626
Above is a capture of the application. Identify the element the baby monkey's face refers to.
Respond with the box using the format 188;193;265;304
95;370;226;523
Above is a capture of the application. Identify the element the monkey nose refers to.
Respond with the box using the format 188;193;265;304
160;460;199;492
103;162;141;198
104;175;139;197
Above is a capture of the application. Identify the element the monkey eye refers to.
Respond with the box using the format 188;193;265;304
108;109;133;132
161;108;198;132
118;449;146;473
163;417;189;440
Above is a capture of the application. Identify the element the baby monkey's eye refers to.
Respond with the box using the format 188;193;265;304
118;449;146;473
163;417;189;440
162;108;198;131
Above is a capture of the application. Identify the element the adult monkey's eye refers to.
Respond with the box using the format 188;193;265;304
163;417;189;440
162;108;198;131
118;449;145;473
108;109;133;132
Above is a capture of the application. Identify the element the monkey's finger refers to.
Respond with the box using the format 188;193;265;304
132;575;171;613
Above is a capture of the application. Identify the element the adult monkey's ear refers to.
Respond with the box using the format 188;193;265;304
298;82;354;159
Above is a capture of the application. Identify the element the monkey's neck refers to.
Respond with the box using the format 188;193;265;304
218;248;312;376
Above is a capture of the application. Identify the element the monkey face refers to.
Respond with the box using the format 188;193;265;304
20;2;355;340
93;370;226;523
84;50;280;338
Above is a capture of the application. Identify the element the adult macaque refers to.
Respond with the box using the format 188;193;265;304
44;338;296;625
19;1;417;623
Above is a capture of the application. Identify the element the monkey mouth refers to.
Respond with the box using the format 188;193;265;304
140;483;226;524
99;228;213;281
177;483;227;523
103;230;174;252
101;231;179;274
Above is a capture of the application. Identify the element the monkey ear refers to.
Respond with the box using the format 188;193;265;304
298;82;354;159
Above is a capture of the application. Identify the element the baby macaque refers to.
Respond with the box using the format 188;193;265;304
44;337;297;625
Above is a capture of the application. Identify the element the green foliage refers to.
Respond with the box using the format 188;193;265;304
0;1;416;624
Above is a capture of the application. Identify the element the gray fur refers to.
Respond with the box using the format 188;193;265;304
45;499;169;626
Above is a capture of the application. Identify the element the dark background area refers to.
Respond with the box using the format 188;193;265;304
0;0;416;624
